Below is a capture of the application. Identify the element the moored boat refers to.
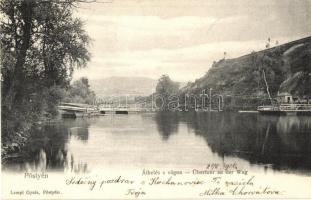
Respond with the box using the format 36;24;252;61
58;103;99;118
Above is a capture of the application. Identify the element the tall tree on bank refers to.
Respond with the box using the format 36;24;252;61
155;75;179;110
63;77;96;104
0;0;90;144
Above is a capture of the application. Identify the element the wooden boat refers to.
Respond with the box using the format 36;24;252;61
58;103;99;118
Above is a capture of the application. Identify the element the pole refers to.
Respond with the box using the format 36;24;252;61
218;96;221;111
209;88;212;111
201;89;205;110
262;69;273;105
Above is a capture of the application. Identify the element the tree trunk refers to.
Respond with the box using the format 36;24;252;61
6;1;34;109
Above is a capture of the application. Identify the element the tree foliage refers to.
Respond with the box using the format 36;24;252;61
63;77;96;104
0;0;90;142
156;75;179;95
155;75;179;110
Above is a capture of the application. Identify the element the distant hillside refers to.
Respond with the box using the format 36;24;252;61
89;77;157;97
181;36;311;109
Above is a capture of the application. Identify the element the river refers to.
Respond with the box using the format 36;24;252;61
3;112;311;175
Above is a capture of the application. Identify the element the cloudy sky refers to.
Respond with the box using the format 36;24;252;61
73;0;311;82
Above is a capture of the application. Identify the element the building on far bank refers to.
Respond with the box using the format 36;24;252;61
277;92;310;104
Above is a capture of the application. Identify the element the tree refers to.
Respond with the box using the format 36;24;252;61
1;0;90;145
155;75;179;110
266;37;271;48
63;77;96;104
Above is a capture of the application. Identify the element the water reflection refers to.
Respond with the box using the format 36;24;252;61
4;119;90;173
176;112;311;172
3;112;311;174
154;112;179;140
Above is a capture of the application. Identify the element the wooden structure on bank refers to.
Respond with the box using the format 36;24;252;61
258;93;311;115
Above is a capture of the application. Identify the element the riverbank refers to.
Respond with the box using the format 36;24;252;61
1;118;61;164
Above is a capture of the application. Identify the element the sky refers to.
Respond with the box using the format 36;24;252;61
73;0;311;82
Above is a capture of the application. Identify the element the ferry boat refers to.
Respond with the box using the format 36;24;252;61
258;104;311;115
258;93;311;115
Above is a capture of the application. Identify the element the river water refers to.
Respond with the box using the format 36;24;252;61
3;112;311;175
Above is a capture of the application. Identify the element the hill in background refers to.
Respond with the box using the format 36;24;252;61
89;76;157;97
180;36;311;110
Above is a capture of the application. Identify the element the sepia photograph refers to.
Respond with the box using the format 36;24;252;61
1;0;311;199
